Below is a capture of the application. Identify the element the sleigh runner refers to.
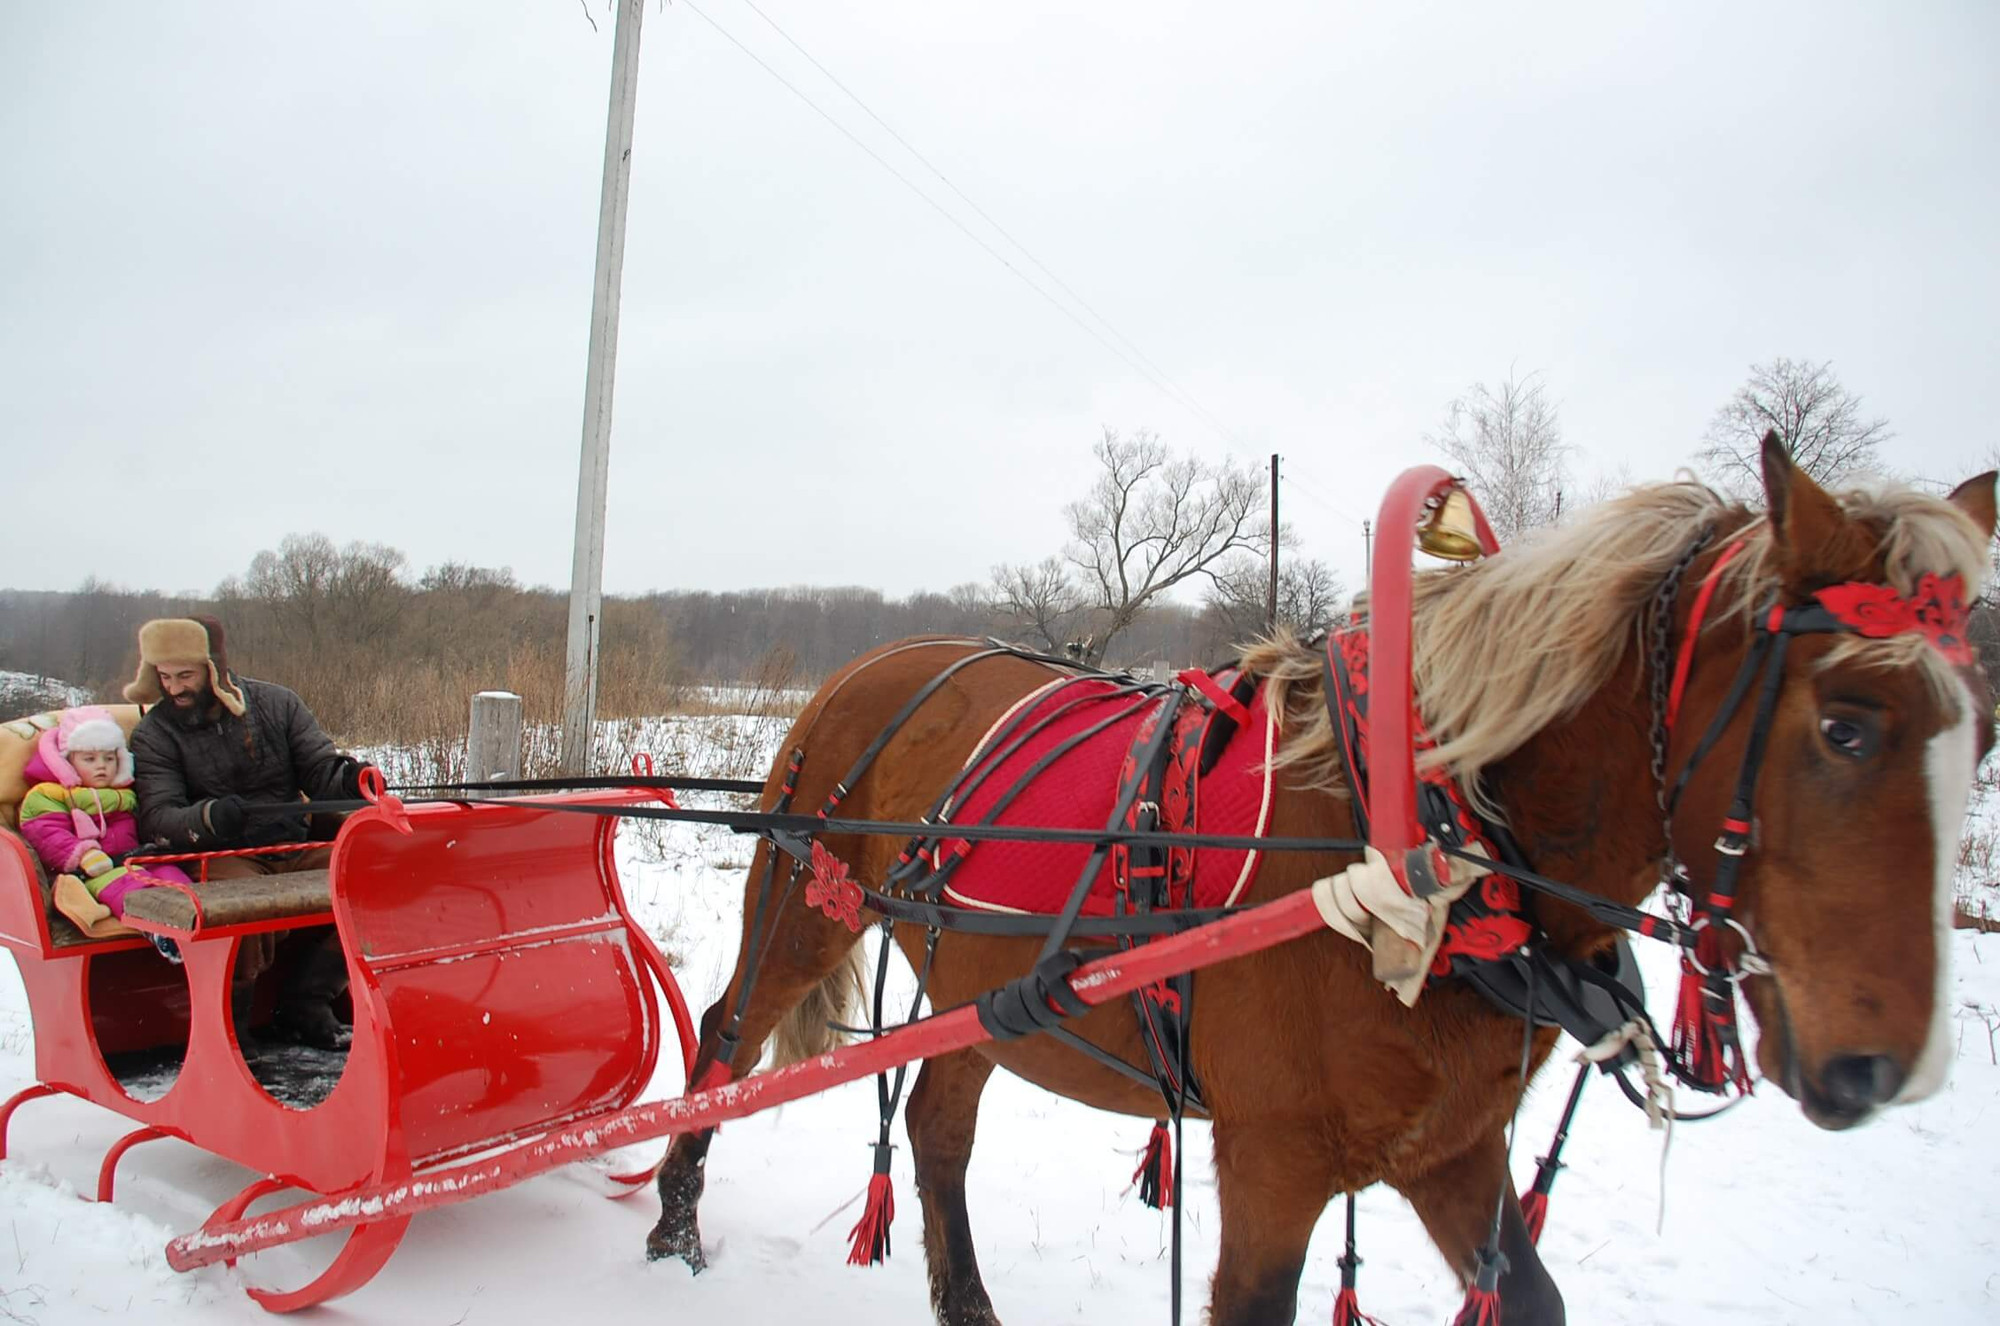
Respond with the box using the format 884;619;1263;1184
2;446;1992;1324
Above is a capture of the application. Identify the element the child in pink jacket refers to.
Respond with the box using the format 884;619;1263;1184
20;706;188;959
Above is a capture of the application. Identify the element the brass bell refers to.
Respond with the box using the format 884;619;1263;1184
1416;487;1483;562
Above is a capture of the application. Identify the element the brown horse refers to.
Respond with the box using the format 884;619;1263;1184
647;444;1996;1325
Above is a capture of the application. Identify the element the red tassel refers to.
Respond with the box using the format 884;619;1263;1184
1670;954;1732;1090
1333;1286;1383;1325
1450;1286;1503;1326
1451;1245;1506;1326
1520;1189;1548;1245
1133;1121;1173;1209
846;1172;895;1265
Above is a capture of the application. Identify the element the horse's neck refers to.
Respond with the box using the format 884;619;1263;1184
1490;654;1663;957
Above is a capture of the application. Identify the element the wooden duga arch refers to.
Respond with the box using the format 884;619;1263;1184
648;442;1997;1325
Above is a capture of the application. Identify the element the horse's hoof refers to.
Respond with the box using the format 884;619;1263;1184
937;1308;1002;1326
931;1289;1002;1326
645;1221;707;1272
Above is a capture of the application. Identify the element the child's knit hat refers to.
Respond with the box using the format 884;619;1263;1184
36;706;134;788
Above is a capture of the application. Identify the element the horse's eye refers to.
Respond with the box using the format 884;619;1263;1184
1819;714;1877;759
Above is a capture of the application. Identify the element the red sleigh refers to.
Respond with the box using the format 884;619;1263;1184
0;713;697;1310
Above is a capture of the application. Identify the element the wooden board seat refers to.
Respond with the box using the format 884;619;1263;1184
121;869;334;933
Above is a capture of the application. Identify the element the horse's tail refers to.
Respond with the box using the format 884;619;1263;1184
768;942;868;1069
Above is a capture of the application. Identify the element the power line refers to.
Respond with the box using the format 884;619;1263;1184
1275;461;1369;529
679;2;1218;428
731;0;1254;458
681;0;1294;487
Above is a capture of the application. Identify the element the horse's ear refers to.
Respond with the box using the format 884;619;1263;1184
1760;430;1848;584
1947;471;1999;541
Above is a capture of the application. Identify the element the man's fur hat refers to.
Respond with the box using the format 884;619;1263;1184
123;617;247;716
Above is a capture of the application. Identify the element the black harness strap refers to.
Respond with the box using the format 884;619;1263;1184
974;950;1091;1039
816;647;1025;817
1665;627;1775;819
1034;687;1189;965
710;747;809;1078
389;773;768;796
912;693;1159;897
886;679;1153;890
864;889;1239;938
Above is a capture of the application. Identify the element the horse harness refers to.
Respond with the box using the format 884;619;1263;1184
1645;532;1974;1092
370;540;1973;1324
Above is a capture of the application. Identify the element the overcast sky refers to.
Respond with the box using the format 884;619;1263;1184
3;1;1993;601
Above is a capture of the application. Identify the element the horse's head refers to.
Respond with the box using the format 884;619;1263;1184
1671;437;1995;1130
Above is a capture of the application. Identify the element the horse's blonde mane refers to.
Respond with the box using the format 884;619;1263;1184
1244;475;1990;814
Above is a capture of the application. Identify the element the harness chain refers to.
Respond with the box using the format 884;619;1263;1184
1646;527;1715;861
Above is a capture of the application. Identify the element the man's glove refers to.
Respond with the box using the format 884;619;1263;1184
205;795;248;840
341;761;376;800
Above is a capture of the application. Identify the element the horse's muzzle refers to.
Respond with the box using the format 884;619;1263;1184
1798;1053;1906;1131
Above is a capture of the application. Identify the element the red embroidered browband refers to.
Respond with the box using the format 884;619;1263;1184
1815;572;1972;667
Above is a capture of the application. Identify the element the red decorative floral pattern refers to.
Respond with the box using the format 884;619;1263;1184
1430;914;1534;975
806;840;864;933
1815;572;1971;666
1339;629;1373;696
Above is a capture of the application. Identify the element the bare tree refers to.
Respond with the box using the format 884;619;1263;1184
1695;358;1892;497
995;429;1270;664
990;555;1086;652
946;581;991;617
1204;556;1346;646
244;533;409;648
1426;372;1571;541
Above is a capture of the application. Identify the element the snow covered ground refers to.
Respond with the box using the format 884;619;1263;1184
0;672;93;716
4;728;2000;1323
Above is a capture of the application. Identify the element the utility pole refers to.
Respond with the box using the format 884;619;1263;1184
1266;454;1280;634
561;0;646;774
1362;519;1372;584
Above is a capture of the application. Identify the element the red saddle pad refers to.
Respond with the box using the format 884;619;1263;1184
939;676;1276;917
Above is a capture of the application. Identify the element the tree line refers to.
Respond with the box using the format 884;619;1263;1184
0;541;1254;743
5;355;1992;738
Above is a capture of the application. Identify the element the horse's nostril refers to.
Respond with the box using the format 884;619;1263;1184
1820;1054;1904;1111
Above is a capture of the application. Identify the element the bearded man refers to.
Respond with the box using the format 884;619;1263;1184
125;616;368;1050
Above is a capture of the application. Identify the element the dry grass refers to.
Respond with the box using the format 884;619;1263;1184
353;645;807;866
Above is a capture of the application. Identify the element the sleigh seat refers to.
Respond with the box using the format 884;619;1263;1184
0;706;335;955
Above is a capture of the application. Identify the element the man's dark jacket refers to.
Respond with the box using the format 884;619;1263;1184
132;675;357;849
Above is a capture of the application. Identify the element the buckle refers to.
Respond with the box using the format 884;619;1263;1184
1686;916;1770;981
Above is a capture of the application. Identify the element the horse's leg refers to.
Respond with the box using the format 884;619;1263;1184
647;844;867;1269
906;1049;1000;1326
645;1000;728;1270
1393;1129;1565;1326
1207;1120;1337;1325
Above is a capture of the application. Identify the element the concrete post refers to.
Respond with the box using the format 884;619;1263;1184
469;691;524;788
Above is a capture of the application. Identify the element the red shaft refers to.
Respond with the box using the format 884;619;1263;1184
1367;465;1497;861
167;890;1326;1270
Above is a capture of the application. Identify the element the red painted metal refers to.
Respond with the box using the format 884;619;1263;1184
1367;466;1500;892
96;1124;169;1202
1;783;693;1310
129;840;325;867
130;840;325;887
168;888;1329;1268
200;1174;414;1313
0;1082;57;1159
